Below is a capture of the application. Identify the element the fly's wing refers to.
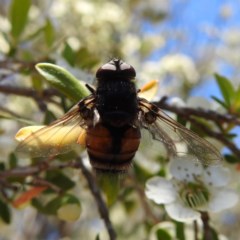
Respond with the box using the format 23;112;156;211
16;104;87;158
138;98;222;166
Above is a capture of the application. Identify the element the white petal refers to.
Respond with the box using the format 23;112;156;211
165;201;201;222
203;166;230;187
145;177;177;204
169;156;203;182
208;188;239;212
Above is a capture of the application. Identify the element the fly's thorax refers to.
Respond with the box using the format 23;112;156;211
95;79;138;127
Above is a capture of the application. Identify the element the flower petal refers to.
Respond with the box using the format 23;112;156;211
138;80;158;101
203;166;230;187
145;177;176;204
15;126;45;141
208;188;239;212
165;201;201;222
169;156;203;182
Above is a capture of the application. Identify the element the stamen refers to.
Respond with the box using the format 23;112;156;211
180;183;209;209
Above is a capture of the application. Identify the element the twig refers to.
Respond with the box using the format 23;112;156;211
74;157;117;240
0;161;72;178
0;85;57;99
153;98;240;158
0;158;117;239
201;212;212;240
155;98;240;125
193;220;198;240
31;177;62;194
189;117;240;158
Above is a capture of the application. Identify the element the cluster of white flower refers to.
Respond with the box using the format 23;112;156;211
145;156;239;222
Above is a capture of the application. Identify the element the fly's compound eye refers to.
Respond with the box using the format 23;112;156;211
96;59;136;80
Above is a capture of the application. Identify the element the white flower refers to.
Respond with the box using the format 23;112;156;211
145;156;239;222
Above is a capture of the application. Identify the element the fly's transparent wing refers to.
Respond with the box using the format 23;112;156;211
16;104;87;158
139;99;222;166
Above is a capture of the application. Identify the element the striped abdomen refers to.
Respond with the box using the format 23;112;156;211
86;123;141;172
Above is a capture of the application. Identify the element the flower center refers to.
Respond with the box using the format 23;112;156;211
180;182;210;209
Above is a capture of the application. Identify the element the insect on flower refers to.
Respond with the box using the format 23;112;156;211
16;59;222;173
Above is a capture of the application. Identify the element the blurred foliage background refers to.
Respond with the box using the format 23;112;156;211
0;0;240;240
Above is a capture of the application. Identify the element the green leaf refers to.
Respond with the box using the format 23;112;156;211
46;170;75;191
224;154;240;164
211;96;228;109
9;152;18;168
156;229;172;240
0;162;6;171
9;0;31;40
214;74;234;107
232;86;240;112
43;110;57;125
31;74;43;91
35;63;90;102
44;19;55;47
95;234;100;240
0;199;11;224
31;198;45;213
208;227;219;240
75;47;99;69
0;113;36;125
174;221;185;240
44;194;80;215
123;200;136;213
96;172;120;206
62;42;76;66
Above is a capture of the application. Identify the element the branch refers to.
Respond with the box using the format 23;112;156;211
154;97;240;158
201;212;213;240
0;85;59;111
189;117;240;158
75;157;117;240
155;97;240;125
0;158;117;240
0;85;57;99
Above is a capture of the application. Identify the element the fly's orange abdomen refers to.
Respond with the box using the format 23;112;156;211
86;123;140;172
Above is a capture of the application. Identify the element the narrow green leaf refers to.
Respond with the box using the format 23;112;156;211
0;199;11;224
44;19;55;47
211;96;228;109
0;113;36;125
224;154;240;164
43;110;57;125
62;43;76;66
44;194;80;215
35;63;90;102
46;170;75;191
9;0;31;40
9;152;18;168
156;229;172;240
209;227;219;240
124;200;136;213
232;86;240;112
214;74;234;107
174;221;185;240
31;198;45;213
31;74;43;91
95;234;101;240
96;172;120;206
